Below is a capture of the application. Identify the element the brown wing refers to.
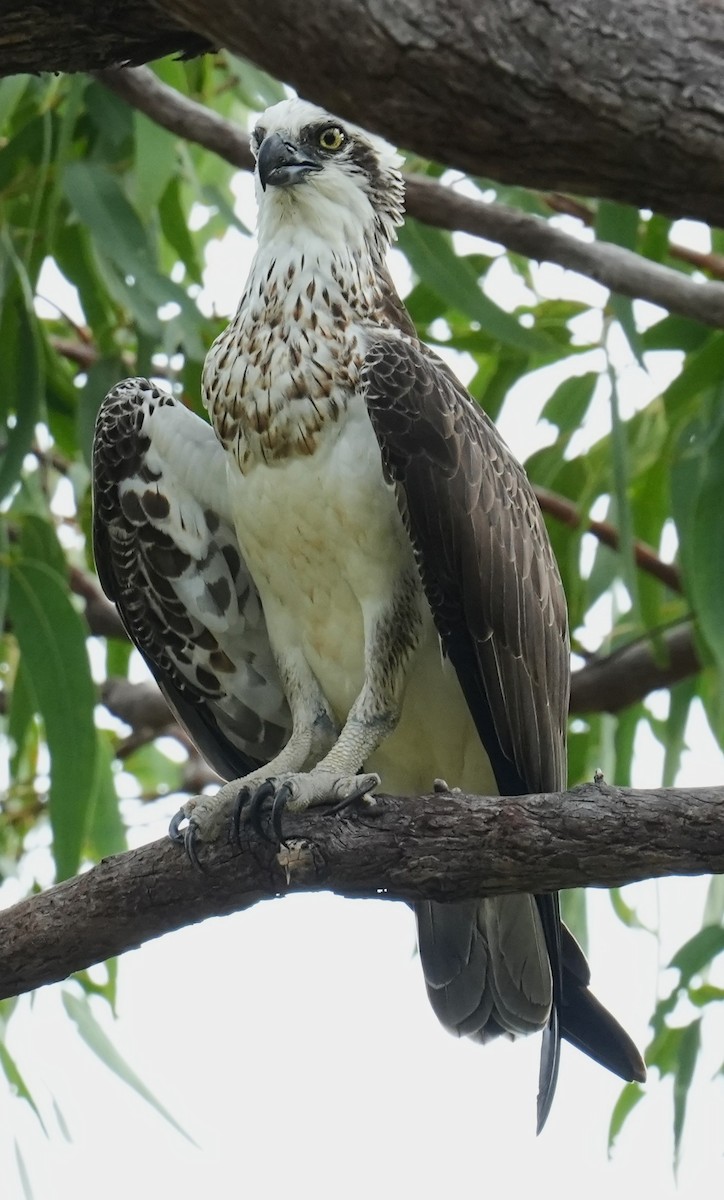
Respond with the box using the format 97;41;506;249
362;337;569;798
92;378;291;780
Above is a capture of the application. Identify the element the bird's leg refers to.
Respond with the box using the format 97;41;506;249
170;648;338;862
244;580;423;839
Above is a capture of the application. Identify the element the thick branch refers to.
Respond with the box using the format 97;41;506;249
0;1;211;75
96;66;724;331
1;781;722;1001
7;1;724;224
570;623;700;715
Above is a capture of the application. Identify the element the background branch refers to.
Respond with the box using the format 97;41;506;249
1;781;722;1001
96;66;724;330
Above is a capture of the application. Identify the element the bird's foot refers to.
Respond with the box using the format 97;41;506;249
234;769;380;845
169;778;257;870
169;770;380;867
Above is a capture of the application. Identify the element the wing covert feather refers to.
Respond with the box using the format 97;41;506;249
92;378;290;780
363;338;569;797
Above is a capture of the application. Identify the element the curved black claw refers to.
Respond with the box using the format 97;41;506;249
330;782;379;815
169;809;187;845
270;782;294;846
184;822;205;872
231;786;251;845
249;779;277;841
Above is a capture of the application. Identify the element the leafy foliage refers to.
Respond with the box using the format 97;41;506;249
0;52;722;1189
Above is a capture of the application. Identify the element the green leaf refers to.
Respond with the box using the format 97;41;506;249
87;733;127;861
595;201;640;252
0;1042;47;1134
158;179;202;284
0;520;9;635
397;220;554;355
123;742;184;797
688;983;724;1007
663;332;724;425
540;372;598;435
14;1141;35;1200
669;925;724;983
671;397;724;683
596;202;644;362
133;112;179;220
608;1082;644;1156
607;366;641;621
641;313;710;353
673;1019;700;1173
702;874;724;926
662;678;695;787
610;886;653;933
62;991;195;1142
0;262;44;505
228;54;287;109
7;560;97;879
63;161;150;271
8;658;37;782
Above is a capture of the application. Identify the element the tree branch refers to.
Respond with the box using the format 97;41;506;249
544;193;724;283
95;65;724;331
8;1;724;224
1;781;722;1001
535;487;682;594
569;623;700;715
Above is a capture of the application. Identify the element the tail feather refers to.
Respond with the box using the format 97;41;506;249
559;977;647;1083
416;897;645;1129
537;1006;561;1134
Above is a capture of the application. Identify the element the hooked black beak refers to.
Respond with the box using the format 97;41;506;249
257;132;321;191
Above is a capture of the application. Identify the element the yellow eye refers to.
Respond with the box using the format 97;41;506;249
318;126;346;152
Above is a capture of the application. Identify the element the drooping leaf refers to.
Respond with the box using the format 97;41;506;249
673;1019;701;1173
669;925;724;984
595;202;644;362
62;992;195;1143
0;263;44;506
7;559;97;880
397;219;554;355
87;733;127;861
0;1042;48;1134
671;395;724;690
610;887;653;933
14;1141;35;1200
608;1082;645;1156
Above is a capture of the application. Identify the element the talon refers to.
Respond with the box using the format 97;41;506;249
330;775;379;815
184;823;205;872
249;779;276;840
271;782;294;845
169;809;187;844
231;785;251;845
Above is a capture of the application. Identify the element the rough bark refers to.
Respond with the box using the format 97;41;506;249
5;1;724;225
1;781;722;1001
0;1;211;75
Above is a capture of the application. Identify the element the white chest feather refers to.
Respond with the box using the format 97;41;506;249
203;230;385;470
225;401;412;716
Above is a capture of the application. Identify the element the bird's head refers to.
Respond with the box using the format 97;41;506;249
251;98;405;257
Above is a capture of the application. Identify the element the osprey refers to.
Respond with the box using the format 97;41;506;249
93;98;645;1129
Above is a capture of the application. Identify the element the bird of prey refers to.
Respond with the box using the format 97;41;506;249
93;98;645;1129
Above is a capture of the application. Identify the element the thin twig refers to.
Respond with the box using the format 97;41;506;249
535;486;682;593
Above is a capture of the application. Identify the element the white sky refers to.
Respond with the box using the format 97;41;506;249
3;145;724;1200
